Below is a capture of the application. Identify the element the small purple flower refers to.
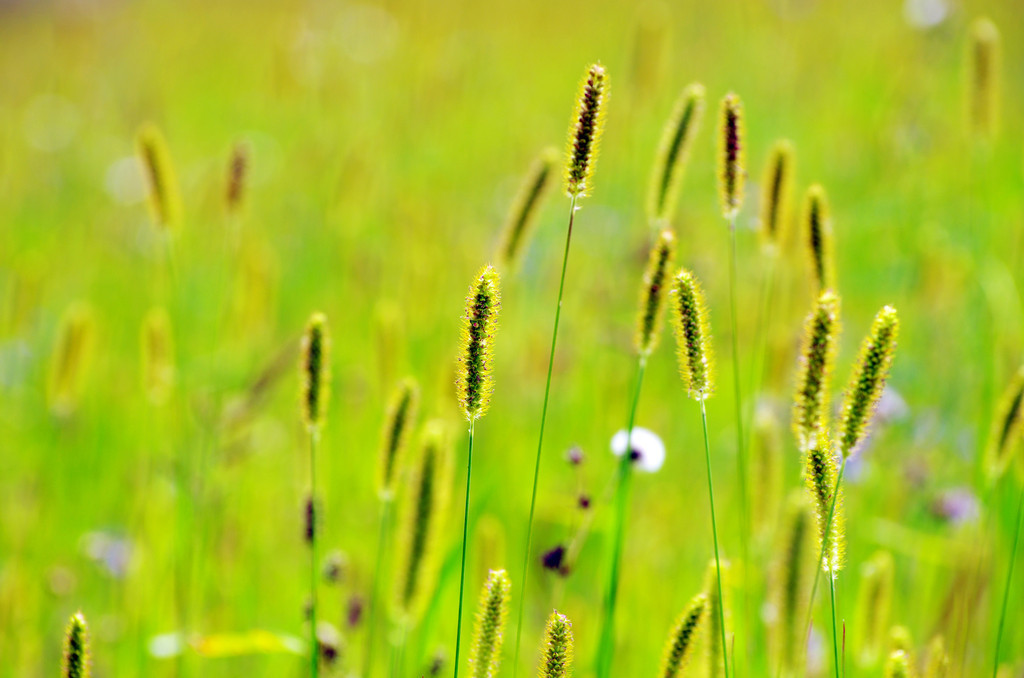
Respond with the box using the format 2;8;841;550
566;446;584;465
931;487;981;526
541;544;568;576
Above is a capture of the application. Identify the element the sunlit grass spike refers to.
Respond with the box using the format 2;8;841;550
985;365;1024;480
924;635;949;678
837;305;899;458
499;148;558;270
648;83;706;223
772;492;814;678
48;302;96;418
670;268;715;400
635;228;677;356
759;140;795;249
793;290;841;451
468;569;511;678
301;312;330;431
804;432;844;573
659;593;706;678
538;611;573;678
63;611;90;678
565;63;609;198
378;377;420;499
704;559;729;678
137;123;182;231
457;265;501;421
968;17;1000;140
854;550;894;666
717;93;745;220
802;184;833;292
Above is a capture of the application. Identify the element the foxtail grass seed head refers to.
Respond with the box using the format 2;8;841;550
985;365;1024;480
924;636;949;678
226;141;249;214
538;610;574;678
804;432;845;573
394;421;451;620
659;593;706;678
136;123;182;231
468;569;511;678
141;306;175;407
378;378;420;499
885;650;912;678
717;93;745;220
456;265;501;421
48;302;96;418
802;184;834;292
647;83;706;223
968;17;1000;140
635;228;677;356
771;492;815;678
301;312;330;431
63;611;90;678
499;148;558;270
565;63;609;198
837;305;899;458
793;290;841;452
854;550;894;666
703;559;729;678
759;140;795;249
670;268;715;400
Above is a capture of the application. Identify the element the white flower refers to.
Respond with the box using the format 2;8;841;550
610;426;665;473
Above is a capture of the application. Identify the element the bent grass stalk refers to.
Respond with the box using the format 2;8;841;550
513;62;607;678
991;485;1024;678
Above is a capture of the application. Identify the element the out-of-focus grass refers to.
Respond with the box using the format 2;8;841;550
1;0;1023;676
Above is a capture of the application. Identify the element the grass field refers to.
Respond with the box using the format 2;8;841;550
1;0;1023;676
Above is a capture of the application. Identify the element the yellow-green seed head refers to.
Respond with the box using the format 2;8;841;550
378;377;420;499
804;432;845;574
457;265;501;421
854;550;894;667
885;650;912;678
770;492;815;678
659;593;706;678
565;63;609;198
136;123;182;231
300;312;330;431
759;140;795;250
985;365;1024;480
968;17;1000;140
635;228;677;356
802;184;834;293
499;148;558;271
717;93;745;220
538;610;574;678
793;290;841;452
468;569;511;678
670;268;715;400
394;420;451;621
141;306;175;407
837;305;899;458
48;302;96;418
226;141;249;215
647;83;706;223
889;626;915;663
63;611;90;678
924;636;949;678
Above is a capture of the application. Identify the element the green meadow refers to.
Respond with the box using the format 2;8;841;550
1;0;1023;676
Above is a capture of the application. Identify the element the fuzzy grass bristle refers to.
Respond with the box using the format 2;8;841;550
648;83;706;223
837;305;899;458
759;140;795;249
803;184;834;293
63;611;90;678
378;377;420;499
771;492;814;678
301;312;330;431
968;17;1000;140
565;63;609;198
467;569;511;678
793;289;841;452
659;593;706;678
394;421;451;620
717;93;745;220
703;558;729;678
804;432;845;573
985;365;1024;480
635;228;677;356
456;265;501;421
670;268;715;400
538;610;573;678
48;302;96;418
499;148;558;270
136;123;182;231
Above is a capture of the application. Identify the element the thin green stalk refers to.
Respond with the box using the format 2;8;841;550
827;570;840;678
700;398;730;678
309;430;320;678
365;497;394;678
727;215;752;675
802;458;847;658
390;618;409;678
992;484;1024;678
453;418;476;678
595;356;647;678
512;193;577;677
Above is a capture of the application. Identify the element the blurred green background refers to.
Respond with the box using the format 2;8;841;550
1;0;1023;676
